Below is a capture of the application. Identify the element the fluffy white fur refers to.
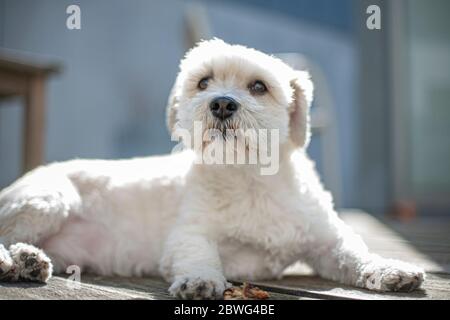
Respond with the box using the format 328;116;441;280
0;39;424;298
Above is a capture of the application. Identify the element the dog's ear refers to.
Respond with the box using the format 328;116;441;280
289;70;314;149
166;75;182;135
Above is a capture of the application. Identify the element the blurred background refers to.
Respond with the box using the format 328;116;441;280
0;0;449;218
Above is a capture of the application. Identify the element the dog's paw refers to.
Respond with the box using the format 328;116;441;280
0;244;14;280
9;243;53;283
360;258;425;292
169;274;230;300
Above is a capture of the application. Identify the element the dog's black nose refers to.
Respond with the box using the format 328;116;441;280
209;96;239;120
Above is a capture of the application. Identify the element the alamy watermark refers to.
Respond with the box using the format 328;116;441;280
65;265;81;289
171;121;280;176
65;5;381;32
366;5;381;30
66;5;81;30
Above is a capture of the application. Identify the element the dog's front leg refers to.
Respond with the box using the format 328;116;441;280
301;210;425;292
159;225;229;299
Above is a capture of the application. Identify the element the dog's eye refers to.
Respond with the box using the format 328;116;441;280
249;80;267;95
198;77;210;90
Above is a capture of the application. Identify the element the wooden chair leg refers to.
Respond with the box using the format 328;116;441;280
23;75;45;173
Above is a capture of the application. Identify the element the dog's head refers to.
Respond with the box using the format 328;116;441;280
167;39;313;155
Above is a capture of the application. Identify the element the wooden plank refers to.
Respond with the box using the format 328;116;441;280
0;275;304;300
23;75;46;172
82;276;300;300
254;273;450;300
0;69;28;95
0;275;176;300
2;272;447;300
340;210;450;273
0;276;153;300
0;51;61;76
79;275;175;300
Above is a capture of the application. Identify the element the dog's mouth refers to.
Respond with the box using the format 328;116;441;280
211;118;240;131
205;119;241;139
201;119;260;153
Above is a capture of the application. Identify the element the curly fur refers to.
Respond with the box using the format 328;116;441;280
0;39;424;298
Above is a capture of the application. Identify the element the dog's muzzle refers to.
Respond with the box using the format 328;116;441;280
209;96;240;121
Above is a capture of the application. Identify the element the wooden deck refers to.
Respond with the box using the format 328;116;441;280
1;211;449;300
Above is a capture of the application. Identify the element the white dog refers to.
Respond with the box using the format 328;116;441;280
0;39;424;299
